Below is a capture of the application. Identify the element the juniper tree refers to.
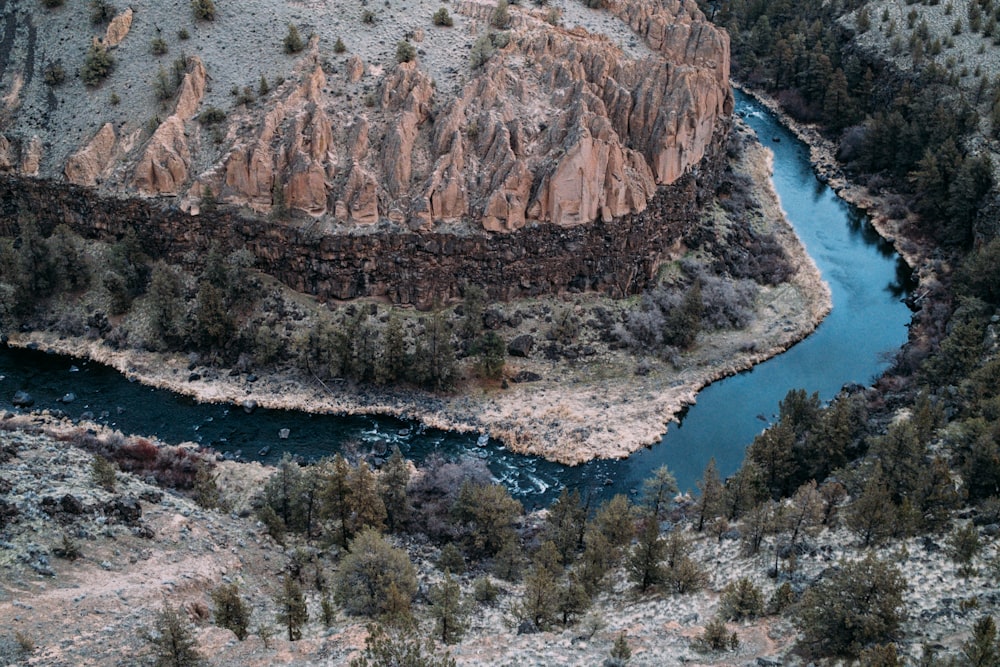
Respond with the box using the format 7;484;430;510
641;465;678;522
719;578;764;621
211;583;250;640
544;488;587;564
275;574;308;641
846;463;898;547
284;24;305;54
592;494;635;554
428;571;466;644
797;553;907;658
694;458;724;532
627;518;668;593
452;481;522;558
378;446;410;533
148;604;205;667
963;616;1000;667
336;529;417;618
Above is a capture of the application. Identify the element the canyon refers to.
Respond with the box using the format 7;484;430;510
0;0;730;304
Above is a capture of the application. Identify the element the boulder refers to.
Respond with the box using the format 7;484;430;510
11;390;33;407
508;334;534;358
511;370;542;383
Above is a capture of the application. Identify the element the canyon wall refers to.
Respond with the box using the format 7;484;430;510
0;131;722;308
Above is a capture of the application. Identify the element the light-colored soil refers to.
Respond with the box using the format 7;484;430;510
2;428;998;666
7;125;831;465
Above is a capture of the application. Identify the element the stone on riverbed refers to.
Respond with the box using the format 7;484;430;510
12;390;34;407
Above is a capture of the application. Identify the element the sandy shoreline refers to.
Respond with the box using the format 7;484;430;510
5;123;832;466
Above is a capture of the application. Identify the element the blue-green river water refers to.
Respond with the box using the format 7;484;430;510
0;92;915;507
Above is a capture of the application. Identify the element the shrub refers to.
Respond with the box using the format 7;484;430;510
491;0;510;28
41;0;64;7
695;617;737;652
151;36;168;56
720;578;764;620
178;28;190;40
191;0;215;21
362;9;376;23
350;625;457;667
336;529;418;617
89;0;116;25
43;62;65;85
81;43;114;87
198;106;226;125
396;40;416;63
147;605;204;666
54;534;82;561
284;24;305;54
334;36;347;52
797;554;907;658
433;7;454;25
211;583;250;640
92;454;117;491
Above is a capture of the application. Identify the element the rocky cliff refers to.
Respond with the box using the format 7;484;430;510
0;0;731;302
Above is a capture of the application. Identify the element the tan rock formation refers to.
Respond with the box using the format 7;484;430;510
0;135;12;172
133;58;207;195
103;8;133;48
21;136;42;176
65;124;117;186
346;55;365;83
189;0;728;229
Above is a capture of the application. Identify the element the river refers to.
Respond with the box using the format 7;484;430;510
0;91;915;507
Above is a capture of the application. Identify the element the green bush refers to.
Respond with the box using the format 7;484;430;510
151;36;168;56
491;0;510;28
797;554;907;658
43;62;65;86
89;0;116;25
336;529;418;617
433;7;454;25
284;24;305;54
81;43;114;88
198;107;227;125
396;40;416;63
40;0;64;7
211;584;250;640
191;0;215;21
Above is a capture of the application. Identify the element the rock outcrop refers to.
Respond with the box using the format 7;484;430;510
65;124;117;187
201;0;729;231
103;8;134;48
133;58;207;196
1;0;731;305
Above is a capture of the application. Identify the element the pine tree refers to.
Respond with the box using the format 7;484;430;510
963;616;1000;667
695;458;724;532
211;583;251;640
641;465;678;522
429;571;466;644
148;604;205;667
350;460;388;534
275;574;308;641
627;518;667;593
378;447;411;533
